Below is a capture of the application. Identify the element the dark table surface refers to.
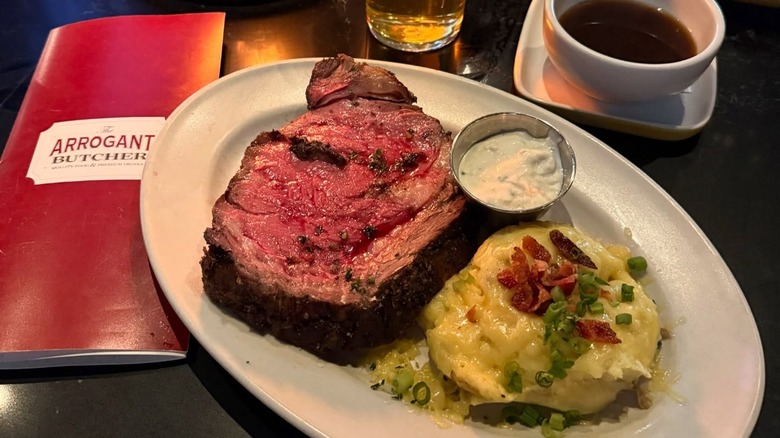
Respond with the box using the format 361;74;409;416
1;0;778;437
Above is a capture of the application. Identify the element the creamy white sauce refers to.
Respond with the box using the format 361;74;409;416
458;130;563;210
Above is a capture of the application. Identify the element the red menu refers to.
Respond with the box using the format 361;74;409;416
0;13;225;368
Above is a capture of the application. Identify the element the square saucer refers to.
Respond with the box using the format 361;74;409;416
513;0;717;141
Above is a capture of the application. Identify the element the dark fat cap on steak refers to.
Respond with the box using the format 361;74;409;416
305;53;416;109
201;54;474;360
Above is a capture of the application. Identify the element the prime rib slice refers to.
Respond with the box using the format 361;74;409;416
201;54;474;360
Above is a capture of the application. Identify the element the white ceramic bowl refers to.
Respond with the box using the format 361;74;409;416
542;0;726;102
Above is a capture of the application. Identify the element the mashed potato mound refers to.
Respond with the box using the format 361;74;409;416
420;222;660;414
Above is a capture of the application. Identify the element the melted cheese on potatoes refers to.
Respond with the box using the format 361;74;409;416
420;222;660;414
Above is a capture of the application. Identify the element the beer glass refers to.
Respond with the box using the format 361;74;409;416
366;0;466;52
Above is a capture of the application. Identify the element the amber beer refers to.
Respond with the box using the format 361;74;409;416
366;0;466;52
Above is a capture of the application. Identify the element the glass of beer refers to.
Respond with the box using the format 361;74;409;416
366;0;466;52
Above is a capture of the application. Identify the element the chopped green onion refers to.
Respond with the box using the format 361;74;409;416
541;421;565;438
392;369;414;395
543;302;566;324
564;410;582;425
504;361;523;392
519;405;541;427
501;405;522;424
535;371;554;387
575;301;586;317
577;274;601;304
569;337;592;354
550;346;562;361
557;318;575;336
546;331;562;349
627;256;648;272
412;381;431;406
549;364;571;380
549;412;566;431
580;291;599;305
616;313;633;325
621;284;635;302
551;286;566;303
504;360;520;377
579;272;607;290
589;302;604;314
506;371;523;393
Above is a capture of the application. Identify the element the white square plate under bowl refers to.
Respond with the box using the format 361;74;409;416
513;0;718;141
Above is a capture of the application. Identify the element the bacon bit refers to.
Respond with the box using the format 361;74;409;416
466;306;478;323
529;284;552;314
544;274;577;289
549;230;597;269
510;248;533;289
511;284;535;312
522;235;551;262
497;269;518;288
532;259;549;276
500;244;579;315
557;260;577;277
541;260;578;294
510;247;530;277
576;320;621;344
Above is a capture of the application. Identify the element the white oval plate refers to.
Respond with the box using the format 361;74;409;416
140;58;764;438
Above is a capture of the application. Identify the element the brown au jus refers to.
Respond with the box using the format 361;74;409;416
559;0;697;64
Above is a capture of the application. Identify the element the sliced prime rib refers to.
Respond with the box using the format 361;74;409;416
201;54;474;360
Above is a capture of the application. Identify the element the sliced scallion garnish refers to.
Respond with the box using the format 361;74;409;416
627;256;648;272
577;273;601;304
506;371;523;393
621;284;635;302
588;302;604;314
392;369;414;395
568;337;592;354
535;371;554;388
504;360;523;392
557;318;575;336
543;301;567;324
616;313;633;325
412;381;431;406
501;405;522;424
519;405;541;427
551;286;566;303
564;410;582;425
548;412;566;431
575;301;586;317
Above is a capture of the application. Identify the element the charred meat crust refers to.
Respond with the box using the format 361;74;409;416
289;137;347;169
305;54;417;109
201;54;471;360
201;211;476;361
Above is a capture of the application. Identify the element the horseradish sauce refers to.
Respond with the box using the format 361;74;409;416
458;130;563;211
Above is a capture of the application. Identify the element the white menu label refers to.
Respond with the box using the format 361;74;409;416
27;117;166;185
